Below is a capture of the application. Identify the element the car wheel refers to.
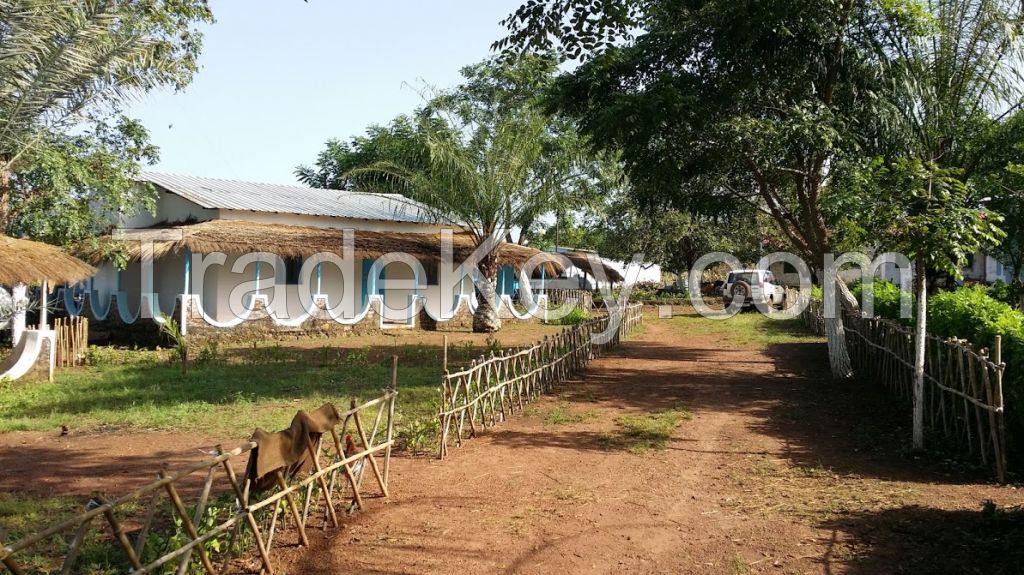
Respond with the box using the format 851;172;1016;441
728;281;751;305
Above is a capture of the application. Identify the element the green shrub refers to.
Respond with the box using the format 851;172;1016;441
84;345;161;367
625;281;662;302
195;340;220;365
988;280;1019;308
926;285;1024;467
928;285;1024;345
851;279;912;322
345;346;371;367
547;307;591;326
813;281;1024;468
158;314;188;374
810;284;823;300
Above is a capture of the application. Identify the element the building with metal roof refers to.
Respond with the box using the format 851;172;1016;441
71;173;586;338
138;171;434;225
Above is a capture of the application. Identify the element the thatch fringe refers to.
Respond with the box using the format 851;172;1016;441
0;235;97;286
558;250;626;283
76;220;566;275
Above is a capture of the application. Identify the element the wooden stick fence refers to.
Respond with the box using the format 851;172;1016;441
53;316;88;368
801;299;1008;482
0;383;398;575
438;303;643;458
545;289;594;311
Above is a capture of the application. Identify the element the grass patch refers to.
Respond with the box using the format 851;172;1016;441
730;555;750;575
0;492;150;573
0;335;511;441
0;492;87;542
531;402;598;426
0;490;262;574
545;307;591;326
601;408;691;454
668;308;823;350
0;359;440;438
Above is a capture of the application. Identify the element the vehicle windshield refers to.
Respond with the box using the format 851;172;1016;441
728;272;759;285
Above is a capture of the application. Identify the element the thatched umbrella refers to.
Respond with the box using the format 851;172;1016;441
0;234;96;286
1;235;96;342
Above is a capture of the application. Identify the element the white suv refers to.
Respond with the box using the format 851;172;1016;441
721;269;786;309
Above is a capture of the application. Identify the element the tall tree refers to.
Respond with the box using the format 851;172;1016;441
0;0;213;244
498;0;919;377
296;115;429;191
301;56;621;332
973;111;1024;306
855;0;1023;449
842;159;1004;448
297;55;616;246
597;192;774;278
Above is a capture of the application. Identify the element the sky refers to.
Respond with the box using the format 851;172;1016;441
125;0;524;185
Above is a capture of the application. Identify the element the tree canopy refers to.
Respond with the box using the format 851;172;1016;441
0;0;213;245
498;0;1024;381
298;54;615;246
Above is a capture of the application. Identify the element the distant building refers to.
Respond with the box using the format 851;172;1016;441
72;173;585;338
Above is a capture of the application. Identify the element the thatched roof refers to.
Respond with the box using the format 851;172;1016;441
0;235;97;286
559;250;626;283
77;220;564;274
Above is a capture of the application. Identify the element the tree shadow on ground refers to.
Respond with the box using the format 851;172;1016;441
485;318;998;485
0;439;243;498
816;504;1024;575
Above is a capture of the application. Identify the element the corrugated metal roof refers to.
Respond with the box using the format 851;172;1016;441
139;172;434;224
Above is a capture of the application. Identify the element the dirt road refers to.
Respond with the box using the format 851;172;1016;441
5;311;1022;574
275;313;1024;574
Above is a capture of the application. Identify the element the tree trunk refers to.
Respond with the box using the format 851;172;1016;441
0;162;11;233
824;314;853;379
912;258;927;450
472;258;502;333
824;274;854;380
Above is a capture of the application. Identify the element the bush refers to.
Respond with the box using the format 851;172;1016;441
819;281;1024;467
84;345;161;367
195;340;220;365
988;280;1020;308
624;281;662;302
928;285;1024;345
851;279;912;322
547;307;591;326
926;285;1024;467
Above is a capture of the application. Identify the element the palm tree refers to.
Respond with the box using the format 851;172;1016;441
874;0;1024;449
350;109;549;332
0;0;210;229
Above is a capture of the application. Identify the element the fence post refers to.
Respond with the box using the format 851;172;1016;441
385;355;398;487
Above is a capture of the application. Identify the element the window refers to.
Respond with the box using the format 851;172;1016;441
283;257;303;285
728;272;758;285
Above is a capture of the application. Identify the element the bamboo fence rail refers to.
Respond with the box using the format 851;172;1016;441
438;303;643;458
801;299;1008;482
0;379;398;575
53;316;88;368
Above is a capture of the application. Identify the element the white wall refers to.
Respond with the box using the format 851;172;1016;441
119;188;217;228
